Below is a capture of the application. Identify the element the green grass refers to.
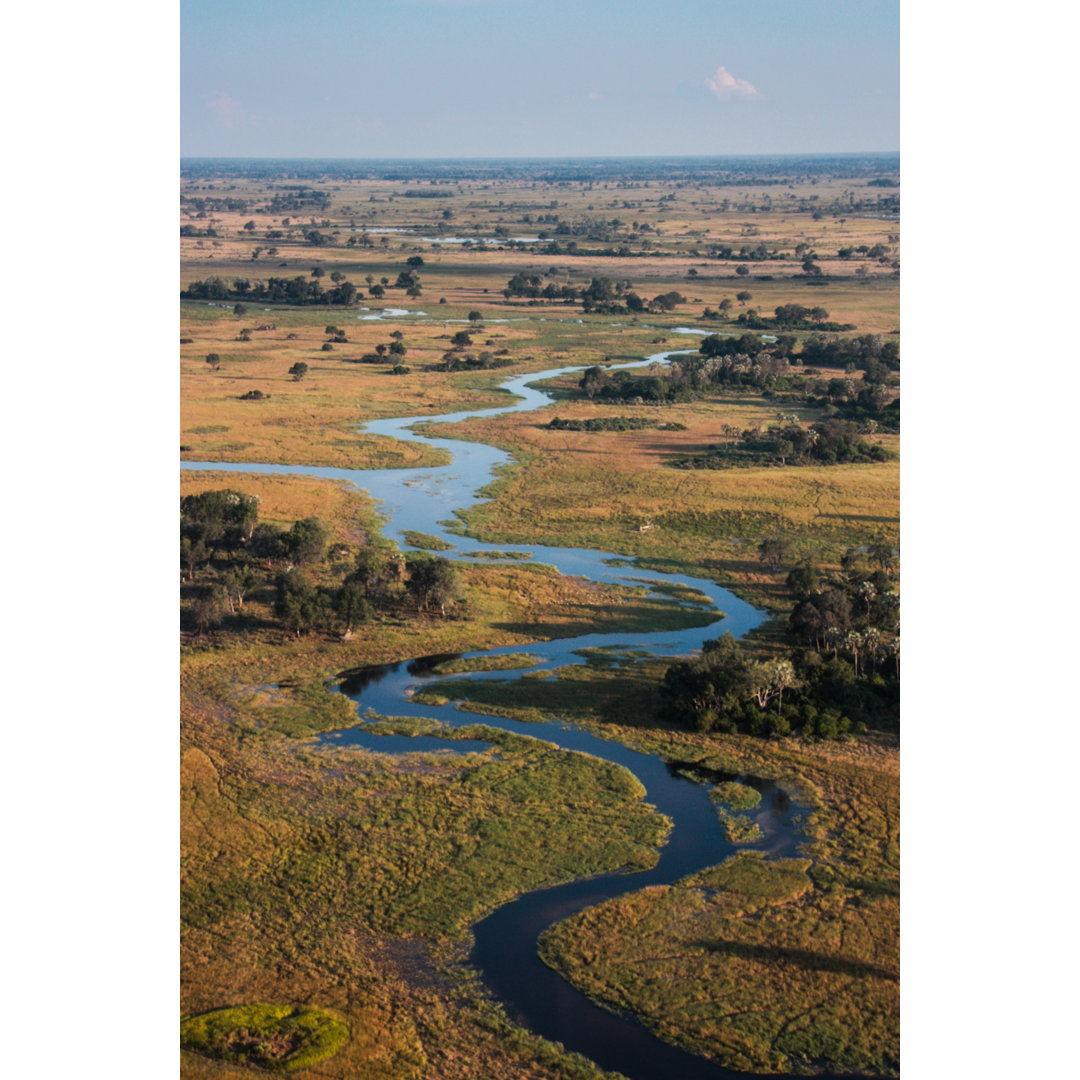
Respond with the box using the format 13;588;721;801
461;549;533;560
412;660;667;727
402;530;454;551
432;653;542;675
539;848;896;1076
710;781;762;811
183;688;670;942
180;1004;349;1072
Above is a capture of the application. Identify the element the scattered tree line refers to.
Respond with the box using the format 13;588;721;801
503;273;684;314
669;418;892;470
729;304;857;333
181;488;465;639
572;333;900;412
544;416;686;432
182;276;359;306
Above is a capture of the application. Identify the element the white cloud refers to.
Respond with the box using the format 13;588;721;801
201;91;246;128
704;66;757;99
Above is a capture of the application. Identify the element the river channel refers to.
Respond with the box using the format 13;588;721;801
181;329;839;1079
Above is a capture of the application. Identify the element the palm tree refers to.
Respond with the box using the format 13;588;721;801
845;630;865;678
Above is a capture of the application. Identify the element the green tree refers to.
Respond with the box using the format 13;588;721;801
405;555;463;616
757;535;794;571
221;563;259;612
289;361;309;381
351;547;393;608
333;582;374;638
283;518;329;565
191;583;229;636
180;536;210;581
273;570;323;637
205;353;221;370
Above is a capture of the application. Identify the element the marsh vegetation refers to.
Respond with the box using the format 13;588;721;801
181;156;899;1078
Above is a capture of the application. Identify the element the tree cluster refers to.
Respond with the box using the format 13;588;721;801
668;418;892;470
182;276;358;307
181;490;465;640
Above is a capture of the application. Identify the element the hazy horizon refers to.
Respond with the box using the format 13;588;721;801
182;1;899;158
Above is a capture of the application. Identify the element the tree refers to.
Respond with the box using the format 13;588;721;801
289;361;308;381
221;563;259;612
869;541;898;576
205;353;221;370
845;630;865;678
406;255;424;267
283;517;329;565
757;535;794;571
718;298;733;315
468;311;483;323
747;658;799;713
786;562;819;599
180;536;210;581
736;291;752;304
273;570;323;637
333;581;373;638
243;220;256;232
388;341;406;356
735;265;750;277
191;583;229;636
579;365;606;400
351;547;392;608
405;555;463;616
233;303;247;317
369;284;385;298
451;330;472;348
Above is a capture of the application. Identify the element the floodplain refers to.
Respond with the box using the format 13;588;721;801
180;156;899;1079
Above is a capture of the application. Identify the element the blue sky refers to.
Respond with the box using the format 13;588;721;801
181;0;898;157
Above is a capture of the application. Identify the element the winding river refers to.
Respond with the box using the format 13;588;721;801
181;329;838;1080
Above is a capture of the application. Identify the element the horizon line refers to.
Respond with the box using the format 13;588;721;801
181;152;899;162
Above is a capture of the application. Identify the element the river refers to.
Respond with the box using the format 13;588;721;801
181;329;843;1079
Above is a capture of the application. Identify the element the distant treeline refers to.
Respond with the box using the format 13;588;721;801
182;276;358;306
545;416;686;433
503;273;688;314
179;155;900;183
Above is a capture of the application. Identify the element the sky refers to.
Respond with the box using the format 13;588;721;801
181;0;898;157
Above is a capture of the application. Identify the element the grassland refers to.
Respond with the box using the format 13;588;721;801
431;372;896;598
537;729;899;1077
182;163;899;1078
393;657;898;1075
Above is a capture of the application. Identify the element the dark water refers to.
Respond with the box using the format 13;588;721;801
182;326;848;1079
